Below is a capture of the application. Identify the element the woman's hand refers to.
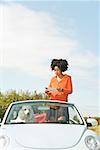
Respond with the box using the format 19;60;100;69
45;87;63;94
57;88;64;92
45;88;51;95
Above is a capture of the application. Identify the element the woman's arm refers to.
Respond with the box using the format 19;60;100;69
52;76;73;96
62;76;73;94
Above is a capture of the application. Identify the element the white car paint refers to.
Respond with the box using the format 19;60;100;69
0;100;100;150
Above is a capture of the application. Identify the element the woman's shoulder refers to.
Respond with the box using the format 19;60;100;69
64;74;72;79
50;76;57;81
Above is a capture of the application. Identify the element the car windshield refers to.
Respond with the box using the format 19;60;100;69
5;101;84;125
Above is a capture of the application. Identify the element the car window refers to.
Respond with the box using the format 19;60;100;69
68;106;83;124
5;102;84;125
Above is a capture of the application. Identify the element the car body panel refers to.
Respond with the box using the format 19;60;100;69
0;100;99;150
0;124;86;149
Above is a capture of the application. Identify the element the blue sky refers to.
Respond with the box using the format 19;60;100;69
19;0;99;52
0;0;99;116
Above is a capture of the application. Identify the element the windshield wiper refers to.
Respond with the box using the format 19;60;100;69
6;122;27;125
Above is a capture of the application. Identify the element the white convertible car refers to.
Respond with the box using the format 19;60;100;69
0;100;100;150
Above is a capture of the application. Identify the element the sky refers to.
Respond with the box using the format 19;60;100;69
0;0;99;116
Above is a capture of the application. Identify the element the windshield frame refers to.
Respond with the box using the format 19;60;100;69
4;101;85;125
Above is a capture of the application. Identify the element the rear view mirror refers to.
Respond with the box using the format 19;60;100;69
38;106;50;111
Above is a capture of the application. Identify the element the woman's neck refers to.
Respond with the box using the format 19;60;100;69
57;74;64;79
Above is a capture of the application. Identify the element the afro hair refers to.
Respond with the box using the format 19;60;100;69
51;59;68;72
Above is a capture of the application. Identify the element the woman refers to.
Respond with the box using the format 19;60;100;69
45;59;73;102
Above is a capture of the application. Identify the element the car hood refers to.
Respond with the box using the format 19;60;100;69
4;124;86;149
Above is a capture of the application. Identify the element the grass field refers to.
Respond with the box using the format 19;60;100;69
88;125;100;136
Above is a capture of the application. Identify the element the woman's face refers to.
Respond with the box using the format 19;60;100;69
54;66;62;76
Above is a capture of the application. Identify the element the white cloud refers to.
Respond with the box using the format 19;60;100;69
0;3;98;81
0;3;99;115
0;4;77;77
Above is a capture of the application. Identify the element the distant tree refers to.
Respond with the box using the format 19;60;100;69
0;90;49;119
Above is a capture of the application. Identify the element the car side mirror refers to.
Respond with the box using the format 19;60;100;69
0;118;1;126
86;118;98;127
